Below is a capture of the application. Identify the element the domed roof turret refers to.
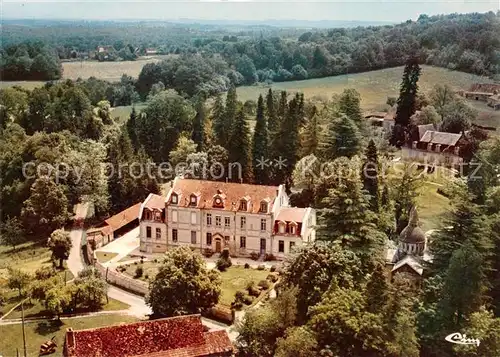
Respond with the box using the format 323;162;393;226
399;206;425;244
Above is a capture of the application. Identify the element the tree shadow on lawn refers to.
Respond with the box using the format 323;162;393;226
34;320;64;336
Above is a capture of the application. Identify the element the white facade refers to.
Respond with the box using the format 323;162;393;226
139;179;315;259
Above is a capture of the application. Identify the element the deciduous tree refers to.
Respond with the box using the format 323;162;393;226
147;247;221;317
47;229;72;269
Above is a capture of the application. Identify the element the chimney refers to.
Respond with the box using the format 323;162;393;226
66;328;76;350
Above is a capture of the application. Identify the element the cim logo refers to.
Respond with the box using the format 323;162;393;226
445;332;480;346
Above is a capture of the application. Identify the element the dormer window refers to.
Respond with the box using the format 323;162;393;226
278;222;286;234
190;194;197;206
290;223;297;235
171;193;178;204
259;202;268;213
213;195;224;208
239;200;247;211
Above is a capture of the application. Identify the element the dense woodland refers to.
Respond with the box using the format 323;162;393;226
2;12;500;84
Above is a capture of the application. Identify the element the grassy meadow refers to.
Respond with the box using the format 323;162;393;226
237;65;496;110
60;56;166;81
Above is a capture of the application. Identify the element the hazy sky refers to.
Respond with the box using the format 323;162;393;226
2;0;499;22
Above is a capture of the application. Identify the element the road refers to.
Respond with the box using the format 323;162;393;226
67;207;233;337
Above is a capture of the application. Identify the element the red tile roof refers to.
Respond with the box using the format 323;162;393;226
64;315;233;357
275;207;307;223
104;203;141;232
144;194;165;211
468;83;500;94
168;179;279;214
143;331;233;357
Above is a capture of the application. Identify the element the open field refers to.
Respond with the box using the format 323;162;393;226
61;56;168;81
237;65;497;110
0;314;139;357
4;297;130;320
111;104;147;124
0;241;73;283
465;99;500;131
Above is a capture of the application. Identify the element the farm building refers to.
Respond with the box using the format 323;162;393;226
64;315;234;357
459;83;500;103
86;202;141;248
401;130;467;168
487;94;500;110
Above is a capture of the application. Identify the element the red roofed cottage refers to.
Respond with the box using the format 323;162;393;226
64;315;234;357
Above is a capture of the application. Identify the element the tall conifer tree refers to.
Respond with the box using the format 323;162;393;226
391;58;421;147
211;94;226;146
223;85;238;145
192;98;206;151
228;109;253;183
362;139;380;211
320;114;361;160
252;95;269;185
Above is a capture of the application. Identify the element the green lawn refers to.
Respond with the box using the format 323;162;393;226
0;314;139;357
122;261;159;282
218;266;270;307
237;65;496;111
4;297;130;320
121;262;271;307
416;182;451;232
111;104;147;124
0;241;73;286
385;161;452;232
95;251;119;263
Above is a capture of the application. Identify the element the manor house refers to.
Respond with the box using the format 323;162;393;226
138;178;316;258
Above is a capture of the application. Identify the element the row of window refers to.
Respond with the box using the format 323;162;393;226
170;192;269;213
144;210;162;221
171;211;197;224
146;226;162;239
165;229;295;253
206;214;267;230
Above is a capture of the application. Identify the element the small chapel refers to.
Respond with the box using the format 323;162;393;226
386;206;431;284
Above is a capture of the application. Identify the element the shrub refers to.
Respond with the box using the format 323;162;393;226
245;281;255;290
134;266;143;278
249;252;259;260
153;258;158;263
267;274;279;283
35;266;57;280
264;253;275;262
248;286;260;297
270;265;277;273
235;290;246;301
134;261;138;265
144;274;149;280
244;263;250;269
232;301;243;310
216;248;232;271
203;248;214;258
243;295;254;305
258;280;270;289
257;265;265;271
